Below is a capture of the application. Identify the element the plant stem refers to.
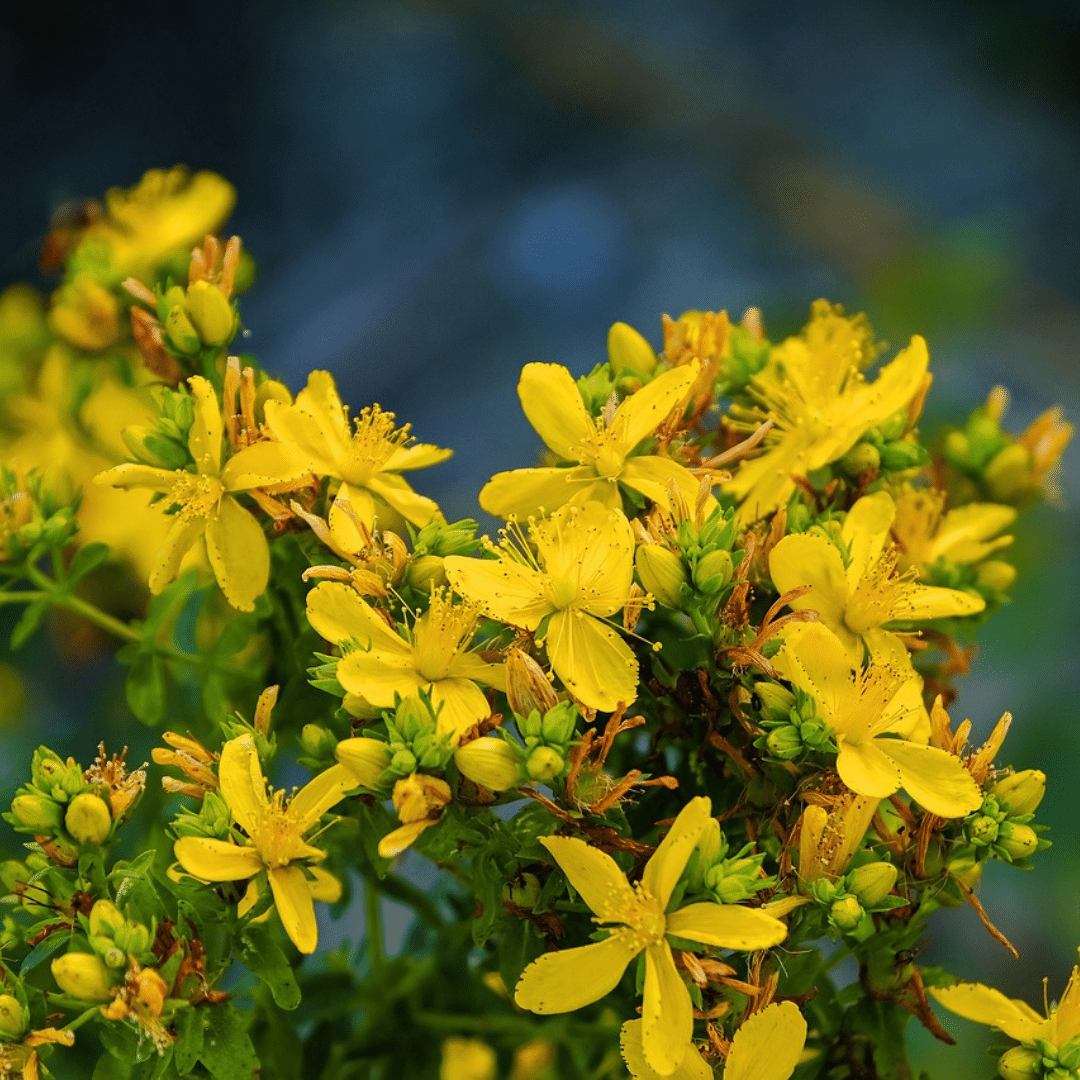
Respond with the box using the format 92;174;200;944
365;875;386;974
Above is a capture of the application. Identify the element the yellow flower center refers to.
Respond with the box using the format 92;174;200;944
832;660;912;745
412;590;480;682
544;575;579;610
576;424;627;478
843;548;914;636
596;882;668;950
166;470;223;521
246;791;309;868
341;404;411;485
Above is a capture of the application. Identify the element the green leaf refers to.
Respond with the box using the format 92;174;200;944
66;542;112;584
174;1006;205;1075
92;1050;133;1080
98;1016;156;1064
9;600;47;650
199;1004;259;1079
125;652;168;726
496;917;544;992
239;925;302;1010
19;930;70;975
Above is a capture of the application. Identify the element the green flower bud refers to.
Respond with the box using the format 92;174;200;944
996;1046;1042;1080
786;502;812;532
88;899;125;940
525;746;565;782
696;819;724;866
838;442;881;477
0;860;28;894
336;737;394;790
395;696;435;741
31;748;72;794
454;739;525;791
201;791;232;836
300;724;337;760
101;945;126;969
607;321;657;376
0;994;26;1039
877;410;909;442
947;851;983;891
405;554;447;591
976;560;1017;593
635;544;688;608
985;444;1033;503
765;726;803;761
114;921;151;957
706;859;765;905
390;749;418;776
942;429;972;467
539;702;578;747
10;793;63;832
968;815;1000;847
991;770;1046;817
504;871;543;910
754;682;795;722
692;549;734;595
51;953;115;1002
966;413;1007;465
64;793;112;845
185;281;235;347
997;822;1039;861
879;439;926;472
165;305;201;355
829;896;865;932
847;862;898;906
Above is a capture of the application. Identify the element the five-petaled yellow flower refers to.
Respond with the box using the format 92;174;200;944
514;797;787;1077
306;582;505;739
264;370;450;551
173;735;354;954
770;490;985;663
727;301;929;522
479;361;702;521
445;501;638;712
96;375;311;610
775;623;982;818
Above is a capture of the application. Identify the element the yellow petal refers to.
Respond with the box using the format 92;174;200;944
428;678;493;740
478;467;600;520
295;371;351;449
538;836;636;918
1053;961;1080;1046
337;649;422;706
204;494;270;611
94;463;177;491
620;455;705;512
666;902;787;951
307;865;343;904
148;513;206;595
263;396;343;477
187;376;224;476
290;763;355;831
844;334;930;435
444;556;550;630
514;930;640;1014
729;433;811;524
174;837;263;882
841;491;895;586
220;441;313;492
874;740;982;817
366;471;442;527
378;819;433;858
772;623;853;728
517;363;594;461
836;739;903;799
335;737;393;788
612;362;697;451
891;583;985;622
930;503;1017;564
642;796;711;909
238;878;261;918
724;1001;808;1080
619;1020;711;1080
218;734;269;834
768;534;849;629
328;483;378;552
268;864;318;954
544;609;638;713
641;942;694;1075
930;983;1046;1044
384;442;453;472
306;581;402;648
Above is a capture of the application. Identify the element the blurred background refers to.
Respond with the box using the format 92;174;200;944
2;0;1078;1074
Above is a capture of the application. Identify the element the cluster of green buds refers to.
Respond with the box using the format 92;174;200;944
170;788;233;841
837;407;926;479
753;682;834;761
998;1036;1080;1080
384;695;456;776
686;819;772;904
0;851;79;938
714;319;770;394
964;769;1048;866
0;466;77;566
119;384;196;472
404;516;482;594
85;899;155;970
807;861;903;942
4;748;118;862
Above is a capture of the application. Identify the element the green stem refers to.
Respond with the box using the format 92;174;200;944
0;591;47;606
365;875;386;974
688;605;713;641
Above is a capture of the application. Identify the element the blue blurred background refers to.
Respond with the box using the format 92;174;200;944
2;1;1078;1074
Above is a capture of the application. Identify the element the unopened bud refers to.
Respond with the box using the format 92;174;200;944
300;724;337;760
51;953;115;1002
506;648;559;718
635;545;687;608
165;305;201;355
10;794;62;832
89;899;125;940
879;440;926;472
696;819;724;866
524;746;565;782
539;701;578;746
64;793;112;845
503;872;542;911
395;696;435;740
942;430;972;467
184;281;235;347
0;995;26;1039
830;896;865;932
454;739;524;791
976;560;1017;592
392;774;452;825
996;1046;1042;1080
990;770;1046;817
839;442;881;477
0;861;28;894
766;726;803;760
692;549;733;595
406;554;446;591
607;321;658;376
114;922;151;957
968;815;999;847
984;444;1032;503
390;749;418;776
877;410;908;442
847;862;898;906
335;738;393;790
754;682;795;722
997;822;1039;861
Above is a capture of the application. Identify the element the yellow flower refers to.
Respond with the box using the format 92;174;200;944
264;370;450;550
306;582;505;740
173;735;354;953
769;490;985;663
47;275;121;352
379;772;453;858
727;302;929;521
81;167;236;279
513;797;787;1077
619;1019;711;1080
96;376;312;610
445;502;638;712
890;485;1015;573
440;1037;497;1080
775;623;982;817
723;1001;809;1080
478;361;701;520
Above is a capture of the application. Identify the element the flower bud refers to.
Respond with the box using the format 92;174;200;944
0;861;28;895
440;1036;497;1080
973;559;1016;593
829;896;865;932
525;746;565;782
31;748;78;795
839;442;881;477
51;953;115;1001
48;276;121;351
635;545;687;608
0;995;26;1039
88;899;125;940
392;774;452;826
114;921;151;958
64;793;112;845
754;682;795;722
165;305;201;355
766;726;803;760
879;439;926;472
997;822;1039;861
991;770;1046;817
692;549;733;595
607;321;657;376
996;1046;1042;1080
300;724;337;760
395;696;435;740
503;872;542;911
877;410;909;442
335;737;393;790
942;430;972;466
454;739;525;791
696;818;724;866
390;749;418;776
10;793;62;832
847;862;898;907
405;554;447;592
539;701;578;747
184;280;235;346
985;444;1032;503
968;815;999;847
506;648;559;718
